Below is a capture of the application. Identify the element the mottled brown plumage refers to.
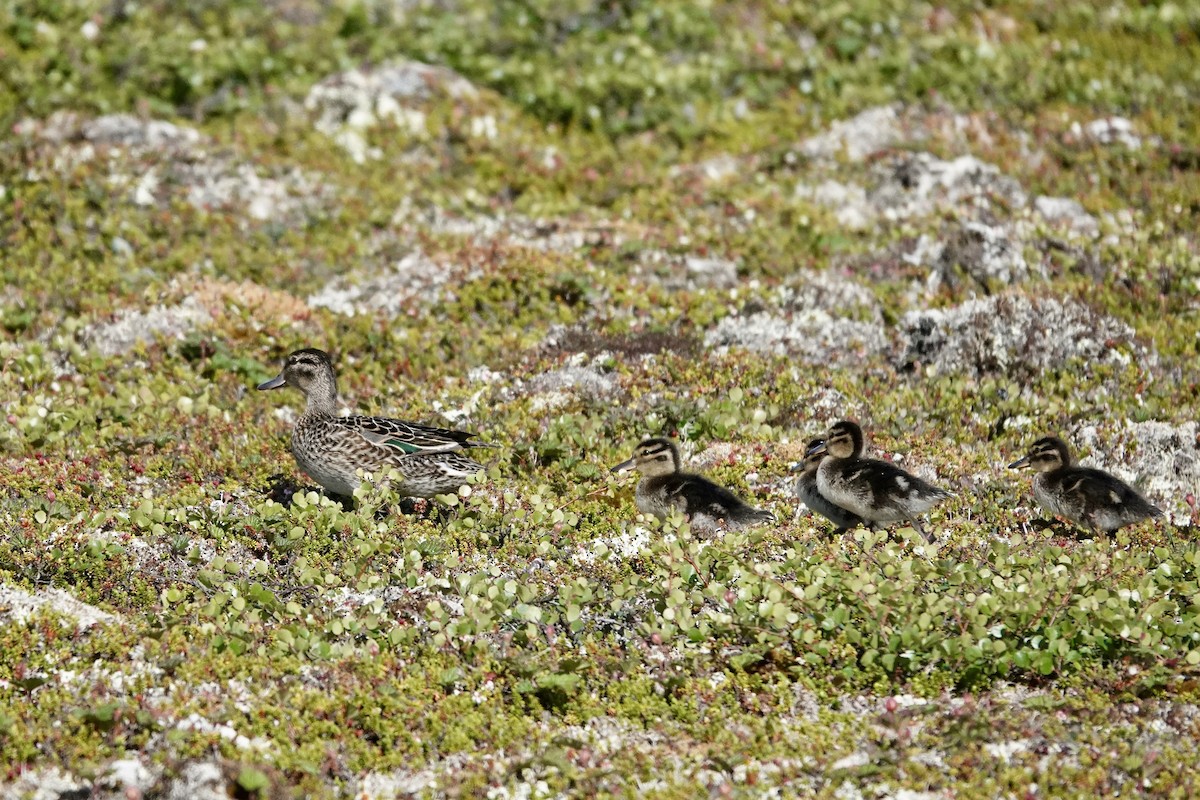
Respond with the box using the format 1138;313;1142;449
257;348;486;498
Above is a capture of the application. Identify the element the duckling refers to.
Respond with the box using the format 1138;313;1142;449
610;437;774;527
808;420;952;542
792;438;867;534
257;348;487;499
1008;435;1162;535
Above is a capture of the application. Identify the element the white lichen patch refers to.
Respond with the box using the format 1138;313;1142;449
308;250;472;316
164;761;229;800
0;584;118;629
1068;117;1155;150
799;104;912;163
0;767;88;800
706;309;891;365
901;293;1139;376
306;59;479;162
20;113;334;225
81;296;211;357
983;738;1031;764
1034;196;1100;238
572;526;653;564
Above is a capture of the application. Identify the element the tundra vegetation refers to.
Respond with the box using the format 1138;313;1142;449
1;1;1199;797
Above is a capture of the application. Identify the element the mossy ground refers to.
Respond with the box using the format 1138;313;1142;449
2;1;1200;797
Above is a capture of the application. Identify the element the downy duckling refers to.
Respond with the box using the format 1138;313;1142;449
1009;435;1162;535
808;420;952;542
611;437;774;526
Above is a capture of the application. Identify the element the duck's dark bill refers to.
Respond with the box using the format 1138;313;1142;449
257;373;287;390
610;458;636;473
805;440;828;457
1008;456;1030;469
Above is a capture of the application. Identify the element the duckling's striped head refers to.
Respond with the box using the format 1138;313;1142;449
824;420;865;459
258;348;338;412
1009;435;1071;472
611;437;681;478
795;438;827;474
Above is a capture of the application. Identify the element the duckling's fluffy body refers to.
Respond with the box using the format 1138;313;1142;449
810;421;951;541
1010;435;1162;534
612;438;773;526
258;348;487;498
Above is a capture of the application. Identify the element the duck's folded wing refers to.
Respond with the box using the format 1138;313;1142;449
851;460;951;509
393;451;486;478
338;416;479;454
1067;469;1162;518
665;474;756;519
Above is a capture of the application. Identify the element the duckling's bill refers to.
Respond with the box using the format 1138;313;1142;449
610;457;636;473
1007;455;1031;469
805;439;828;457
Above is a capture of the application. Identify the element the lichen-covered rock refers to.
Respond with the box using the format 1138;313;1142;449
798;152;1028;229
706;310;891;365
418;208;623;254
909;221;1033;293
901;293;1139;376
19;113;333;225
869;152;1028;221
705;271;891;365
636;250;740;290
523;354;622;411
